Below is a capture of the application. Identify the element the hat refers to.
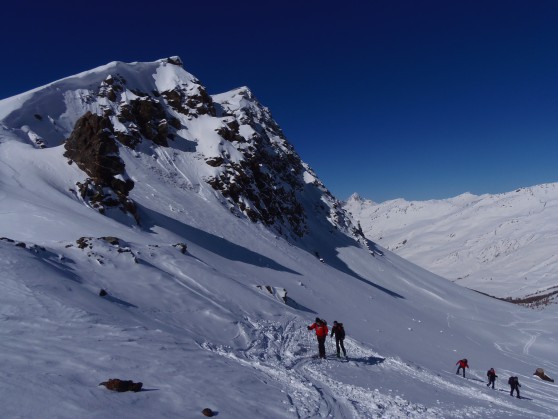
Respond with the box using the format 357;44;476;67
315;317;320;322
333;320;338;324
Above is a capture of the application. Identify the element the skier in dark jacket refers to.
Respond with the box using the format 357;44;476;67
330;321;347;358
456;358;469;377
486;368;498;389
508;376;521;398
308;318;329;359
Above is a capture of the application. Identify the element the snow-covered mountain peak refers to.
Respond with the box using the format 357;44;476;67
0;58;362;247
346;192;363;203
346;192;377;207
0;57;204;146
213;85;253;103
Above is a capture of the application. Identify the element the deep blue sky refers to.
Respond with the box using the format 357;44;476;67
2;1;557;202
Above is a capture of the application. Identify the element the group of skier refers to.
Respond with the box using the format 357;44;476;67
455;359;522;398
307;319;528;399
307;318;347;359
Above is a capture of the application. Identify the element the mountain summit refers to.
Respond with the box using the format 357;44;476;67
0;57;364;248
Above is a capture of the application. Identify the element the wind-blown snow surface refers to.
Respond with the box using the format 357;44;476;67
345;188;558;300
1;60;558;418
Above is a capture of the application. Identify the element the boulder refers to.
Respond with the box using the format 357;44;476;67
534;368;554;382
201;408;214;417
99;378;143;392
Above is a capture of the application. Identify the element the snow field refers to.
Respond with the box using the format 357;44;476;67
1;58;558;418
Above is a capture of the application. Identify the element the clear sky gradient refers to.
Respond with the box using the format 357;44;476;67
1;1;557;202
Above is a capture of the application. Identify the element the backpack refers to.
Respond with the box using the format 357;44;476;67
337;323;345;339
508;376;518;385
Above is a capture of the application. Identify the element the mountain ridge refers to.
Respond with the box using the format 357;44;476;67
345;183;558;301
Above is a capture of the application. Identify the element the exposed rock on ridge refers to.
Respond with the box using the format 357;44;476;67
64;112;137;221
209;88;307;236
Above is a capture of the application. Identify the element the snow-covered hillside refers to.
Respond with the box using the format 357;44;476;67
345;187;558;302
1;58;557;418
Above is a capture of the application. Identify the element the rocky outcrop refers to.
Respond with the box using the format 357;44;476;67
118;98;170;146
534;368;554;382
98;74;125;103
161;85;215;117
64;112;138;222
207;90;308;237
99;379;143;392
201;408;215;417
69;237;138;265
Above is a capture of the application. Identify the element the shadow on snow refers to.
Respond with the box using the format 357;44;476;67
137;203;301;275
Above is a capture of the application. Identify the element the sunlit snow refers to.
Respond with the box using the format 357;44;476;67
1;59;557;418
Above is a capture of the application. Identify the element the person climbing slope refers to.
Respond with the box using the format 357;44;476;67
330;320;347;358
486;368;498;389
508;376;521;398
455;358;469;377
308;317;329;359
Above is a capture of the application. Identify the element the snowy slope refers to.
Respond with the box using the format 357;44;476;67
1;59;558;418
345;188;558;301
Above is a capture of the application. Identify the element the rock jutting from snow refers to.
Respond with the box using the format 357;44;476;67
99;378;143;392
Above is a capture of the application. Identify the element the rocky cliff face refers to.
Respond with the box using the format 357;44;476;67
209;88;307;237
64;111;138;221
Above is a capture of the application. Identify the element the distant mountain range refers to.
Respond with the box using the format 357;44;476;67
345;185;558;301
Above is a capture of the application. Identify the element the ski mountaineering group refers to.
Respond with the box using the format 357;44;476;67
307;318;531;400
455;359;523;398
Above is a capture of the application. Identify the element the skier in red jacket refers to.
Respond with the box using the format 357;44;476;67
308;318;329;359
456;358;469;377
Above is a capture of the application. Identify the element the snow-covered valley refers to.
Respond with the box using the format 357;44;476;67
1;58;557;418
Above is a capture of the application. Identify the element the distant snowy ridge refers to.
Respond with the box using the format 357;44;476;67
345;184;558;300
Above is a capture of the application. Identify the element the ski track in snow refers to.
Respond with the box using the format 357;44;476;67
199;318;555;418
522;331;537;355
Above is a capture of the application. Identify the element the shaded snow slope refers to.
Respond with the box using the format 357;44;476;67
1;59;557;418
345;187;558;301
